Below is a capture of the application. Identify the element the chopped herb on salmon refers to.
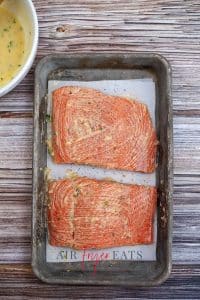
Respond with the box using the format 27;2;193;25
52;86;157;173
48;177;157;249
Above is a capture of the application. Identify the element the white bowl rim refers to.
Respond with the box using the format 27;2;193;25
0;0;39;97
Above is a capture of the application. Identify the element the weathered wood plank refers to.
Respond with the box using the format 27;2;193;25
0;0;200;296
0;0;199;112
1;200;200;263
0;115;200;264
1;116;200;173
0;118;32;169
0;264;200;299
173;117;200;175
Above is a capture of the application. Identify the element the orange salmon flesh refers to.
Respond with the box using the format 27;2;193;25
48;177;157;249
52;86;157;173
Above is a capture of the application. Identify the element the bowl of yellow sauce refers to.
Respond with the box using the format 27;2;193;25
0;0;38;97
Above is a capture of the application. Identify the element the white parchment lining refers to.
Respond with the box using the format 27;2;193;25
46;79;157;262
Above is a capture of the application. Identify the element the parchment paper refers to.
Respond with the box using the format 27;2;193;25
46;79;157;262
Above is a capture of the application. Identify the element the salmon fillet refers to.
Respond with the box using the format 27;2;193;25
52;86;157;173
48;177;157;249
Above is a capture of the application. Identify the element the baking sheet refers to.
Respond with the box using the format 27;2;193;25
46;79;157;262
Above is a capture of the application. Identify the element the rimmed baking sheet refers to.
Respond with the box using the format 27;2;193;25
32;53;173;286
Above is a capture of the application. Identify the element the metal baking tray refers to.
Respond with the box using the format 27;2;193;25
32;53;173;286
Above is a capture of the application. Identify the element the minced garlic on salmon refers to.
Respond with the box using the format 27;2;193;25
51;86;157;173
47;177;157;249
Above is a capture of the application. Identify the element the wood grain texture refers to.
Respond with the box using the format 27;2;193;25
0;264;200;299
0;0;200;298
1;0;200;113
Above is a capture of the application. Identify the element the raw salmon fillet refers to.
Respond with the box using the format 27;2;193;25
48;177;157;249
52;86;157;173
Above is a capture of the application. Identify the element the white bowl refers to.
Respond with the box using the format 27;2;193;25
0;0;38;97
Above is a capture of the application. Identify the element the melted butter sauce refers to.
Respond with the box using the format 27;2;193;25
0;7;25;87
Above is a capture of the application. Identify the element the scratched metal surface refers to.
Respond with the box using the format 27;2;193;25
0;0;200;298
32;54;171;285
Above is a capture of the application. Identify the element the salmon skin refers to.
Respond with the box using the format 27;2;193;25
52;86;157;173
48;177;157;249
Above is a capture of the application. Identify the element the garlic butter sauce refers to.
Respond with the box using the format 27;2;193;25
0;7;25;87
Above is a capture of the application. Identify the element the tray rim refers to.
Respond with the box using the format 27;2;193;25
32;52;173;286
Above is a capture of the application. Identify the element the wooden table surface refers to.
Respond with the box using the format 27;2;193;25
0;0;200;298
